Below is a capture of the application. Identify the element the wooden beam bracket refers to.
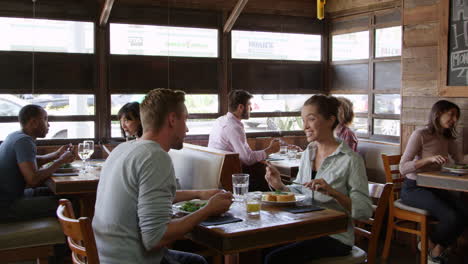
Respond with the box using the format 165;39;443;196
223;0;249;33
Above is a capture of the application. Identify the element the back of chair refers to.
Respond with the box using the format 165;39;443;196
355;183;393;264
381;154;403;193
56;199;99;264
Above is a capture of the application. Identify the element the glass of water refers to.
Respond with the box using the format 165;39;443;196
287;147;298;160
83;140;94;169
77;143;88;173
232;173;249;202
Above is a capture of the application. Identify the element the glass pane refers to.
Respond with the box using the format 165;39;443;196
0;17;93;53
0;94;95;116
374;119;400;136
187;119;216;135
332;94;368;113
375;26;401;58
350;117;368;134
243;117;303;133
251;94;314;113
332;31;369;61
111;94;218;115
0;121;94;140
374;94;401;114
110;24;218;57
231;30;321;61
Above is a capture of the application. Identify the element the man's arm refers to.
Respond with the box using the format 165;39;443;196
173;189;223;204
36;144;73;167
154;192;233;249
19;150;75;186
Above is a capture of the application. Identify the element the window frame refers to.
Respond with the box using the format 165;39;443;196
329;9;401;143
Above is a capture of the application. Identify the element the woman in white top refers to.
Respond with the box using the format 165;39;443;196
263;95;372;264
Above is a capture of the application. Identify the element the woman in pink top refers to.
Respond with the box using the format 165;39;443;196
335;97;358;152
400;100;468;264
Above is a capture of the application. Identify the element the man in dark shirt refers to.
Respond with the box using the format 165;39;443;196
0;104;75;221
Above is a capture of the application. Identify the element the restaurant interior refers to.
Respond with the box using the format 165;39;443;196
1;0;468;263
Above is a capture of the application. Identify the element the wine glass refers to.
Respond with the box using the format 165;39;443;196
83;140;94;169
77;143;88;173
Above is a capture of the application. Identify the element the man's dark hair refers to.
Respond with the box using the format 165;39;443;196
228;90;253;112
18;104;44;126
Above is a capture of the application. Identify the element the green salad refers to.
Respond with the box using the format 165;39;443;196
180;201;207;212
274;190;288;195
60;163;73;169
451;164;468;169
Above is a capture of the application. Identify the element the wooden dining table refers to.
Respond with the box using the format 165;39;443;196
185;200;348;264
269;157;300;179
416;171;468;193
417;170;468;262
45;161;102;217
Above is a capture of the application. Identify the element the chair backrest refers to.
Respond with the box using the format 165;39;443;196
381;154;403;193
56;199;99;264
355;182;393;264
168;143;241;191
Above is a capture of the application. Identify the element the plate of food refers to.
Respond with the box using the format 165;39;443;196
262;191;306;204
173;200;208;214
56;163;79;173
442;164;468;174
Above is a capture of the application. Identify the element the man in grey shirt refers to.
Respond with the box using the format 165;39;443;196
93;89;233;264
0;104;75;221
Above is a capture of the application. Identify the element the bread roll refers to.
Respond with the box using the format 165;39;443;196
264;194;277;201
276;193;295;202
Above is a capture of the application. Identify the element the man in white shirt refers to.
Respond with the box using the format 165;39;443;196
208;90;280;191
93;88;233;264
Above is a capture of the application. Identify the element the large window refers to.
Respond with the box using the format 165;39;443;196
110;24;218;57
330;9;402;141
231;30;321;61
0;94;95;140
0;17;93;53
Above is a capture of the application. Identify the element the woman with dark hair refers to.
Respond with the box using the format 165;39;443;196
335;97;358;152
263;94;372;264
400;100;468;263
118;102;143;140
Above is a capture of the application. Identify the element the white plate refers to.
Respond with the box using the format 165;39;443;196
442;166;468;174
261;192;306;205
173;200;208;214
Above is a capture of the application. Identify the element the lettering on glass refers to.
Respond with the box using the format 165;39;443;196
449;0;468;85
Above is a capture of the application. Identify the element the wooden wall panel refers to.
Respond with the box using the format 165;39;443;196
402;80;438;96
404;0;439;9
402;57;438;81
403;23;439;47
327;0;397;13
400;124;415;153
231;61;323;93
403;3;439;25
402;46;438;58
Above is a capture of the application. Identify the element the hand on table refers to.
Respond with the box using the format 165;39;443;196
198;189;224;200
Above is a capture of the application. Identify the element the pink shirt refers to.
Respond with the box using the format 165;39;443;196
208;112;266;166
336;125;358;152
400;127;463;180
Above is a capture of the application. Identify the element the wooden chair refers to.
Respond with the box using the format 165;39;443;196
381;154;430;264
56;199;99;264
308;182;393;264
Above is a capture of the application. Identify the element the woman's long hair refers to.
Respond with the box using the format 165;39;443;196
427;100;460;139
117;102;143;139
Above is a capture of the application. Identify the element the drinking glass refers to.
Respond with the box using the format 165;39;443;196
279;145;288;156
232;173;249;201
287;147;298;160
77;143;88;173
245;192;262;216
83;140;94;169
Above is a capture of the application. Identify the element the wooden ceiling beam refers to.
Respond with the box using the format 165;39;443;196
99;0;115;27
223;0;249;33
